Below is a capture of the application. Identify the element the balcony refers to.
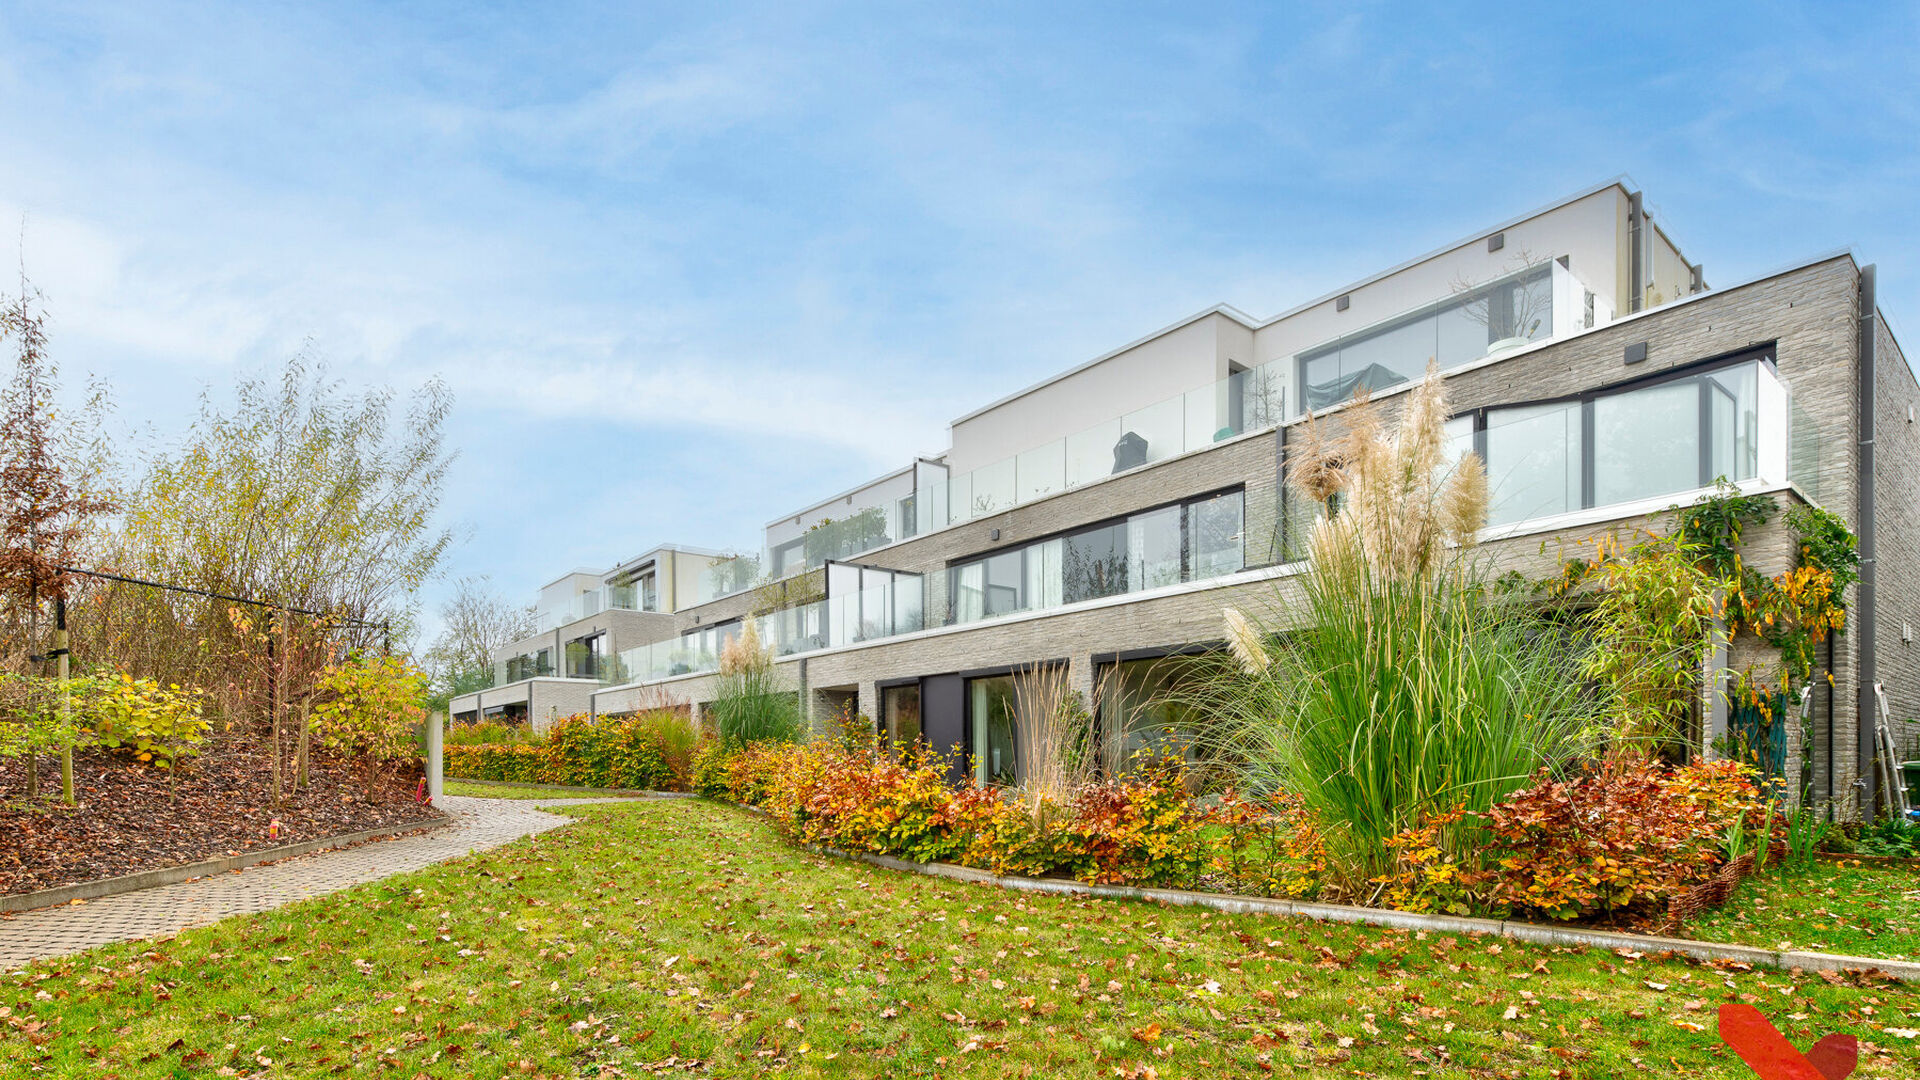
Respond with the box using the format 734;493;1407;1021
535;580;659;632
598;351;1821;698
920;363;1285;532
916;263;1588;535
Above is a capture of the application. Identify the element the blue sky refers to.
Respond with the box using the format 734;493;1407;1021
0;2;1915;640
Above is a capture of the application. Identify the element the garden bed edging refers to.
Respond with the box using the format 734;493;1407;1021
447;777;699;799
806;843;1920;984
0;811;453;914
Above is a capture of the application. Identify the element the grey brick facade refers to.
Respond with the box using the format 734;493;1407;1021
1873;315;1920;771
575;255;1907;815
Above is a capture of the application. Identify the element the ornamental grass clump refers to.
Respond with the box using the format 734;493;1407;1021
1009;663;1125;819
1189;364;1600;892
709;621;804;748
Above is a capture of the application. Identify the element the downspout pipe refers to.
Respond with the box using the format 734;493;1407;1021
1627;191;1645;313
1857;264;1879;816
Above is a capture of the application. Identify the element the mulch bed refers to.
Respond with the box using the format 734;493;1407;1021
0;732;437;897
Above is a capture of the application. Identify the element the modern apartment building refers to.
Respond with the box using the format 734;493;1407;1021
455;543;733;724
452;179;1917;816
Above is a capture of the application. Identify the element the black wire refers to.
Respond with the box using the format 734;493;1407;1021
54;565;385;631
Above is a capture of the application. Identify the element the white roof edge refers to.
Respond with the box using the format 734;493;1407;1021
610;543;730;574
763;461;916;530
947;177;1639;430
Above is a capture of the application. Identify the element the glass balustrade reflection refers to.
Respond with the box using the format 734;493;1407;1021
924;356;1289;529
1788;393;1828;504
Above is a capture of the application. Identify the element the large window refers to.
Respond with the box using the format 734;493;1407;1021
951;549;1025;623
1098;657;1205;773
1063;522;1126;602
968;675;1018;786
504;647;553;682
1188;491;1245;581
946;490;1247;625
1299;265;1552;411
1592;379;1699;506
1485;402;1584;524
564;634;605;679
1471;351;1770;527
1283;351;1777;556
1128;505;1183;591
882;683;923;754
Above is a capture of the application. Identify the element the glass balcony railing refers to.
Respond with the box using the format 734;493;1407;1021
695;494;926;606
599;355;1812;696
672;264;1588;609
611;599;832;686
1297;265;1554;413
1788;393;1831;504
918;263;1568;533
695;554;763;606
921;362;1286;531
536;582;660;632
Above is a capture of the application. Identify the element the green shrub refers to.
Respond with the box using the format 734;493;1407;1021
82;673;211;767
445;719;536;747
691;741;733;798
444;709;702;791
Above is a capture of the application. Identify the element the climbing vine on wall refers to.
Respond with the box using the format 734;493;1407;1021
1541;483;1859;775
1674;488;1857;697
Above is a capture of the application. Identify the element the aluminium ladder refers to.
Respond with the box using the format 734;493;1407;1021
1873;682;1913;820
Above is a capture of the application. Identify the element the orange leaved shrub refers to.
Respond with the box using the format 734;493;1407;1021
1479;756;1770;920
698;740;1299;890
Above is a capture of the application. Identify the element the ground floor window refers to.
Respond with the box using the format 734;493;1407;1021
882;683;922;753
1098;656;1205;774
968;675;1018;786
481;702;529;725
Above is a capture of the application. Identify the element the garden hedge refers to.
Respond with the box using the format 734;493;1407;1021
445;713;694;791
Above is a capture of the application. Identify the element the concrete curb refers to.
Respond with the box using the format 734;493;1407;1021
806;844;1920;983
1817;851;1920;870
446;778;699;799
0;811;453;915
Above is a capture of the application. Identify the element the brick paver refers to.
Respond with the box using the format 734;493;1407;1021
0;794;633;969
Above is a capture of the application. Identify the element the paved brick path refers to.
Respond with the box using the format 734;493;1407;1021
0;795;633;969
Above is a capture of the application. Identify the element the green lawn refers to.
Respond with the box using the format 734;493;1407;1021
3;799;1915;1078
1686;859;1920;960
442;780;646;800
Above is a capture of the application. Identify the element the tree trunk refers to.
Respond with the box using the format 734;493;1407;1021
295;699;311;789
365;752;378;803
24;588;38;800
269;610;285;808
56;622;72;805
